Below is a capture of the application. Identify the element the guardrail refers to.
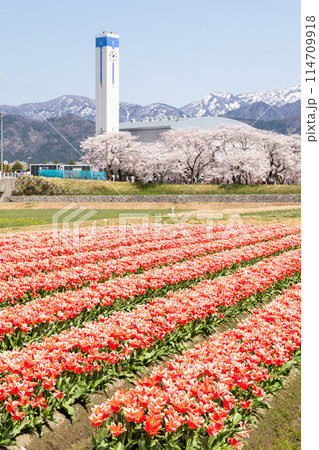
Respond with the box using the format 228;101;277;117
0;172;25;179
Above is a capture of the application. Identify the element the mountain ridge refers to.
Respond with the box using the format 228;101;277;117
3;114;94;164
0;85;301;123
222;100;301;121
1;85;301;163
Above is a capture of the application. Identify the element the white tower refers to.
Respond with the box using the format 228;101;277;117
95;31;119;134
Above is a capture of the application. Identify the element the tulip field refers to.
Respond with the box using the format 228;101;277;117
0;223;301;448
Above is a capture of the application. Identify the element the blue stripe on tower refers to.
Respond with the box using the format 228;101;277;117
112;62;114;84
100;48;103;86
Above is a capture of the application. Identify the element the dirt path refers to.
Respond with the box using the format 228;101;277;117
0;201;300;212
244;368;301;449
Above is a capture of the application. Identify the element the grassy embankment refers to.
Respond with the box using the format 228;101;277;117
45;179;301;196
2;179;301;230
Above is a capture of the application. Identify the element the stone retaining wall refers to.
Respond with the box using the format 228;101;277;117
7;194;301;203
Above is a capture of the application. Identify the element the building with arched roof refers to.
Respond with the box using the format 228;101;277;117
119;115;244;142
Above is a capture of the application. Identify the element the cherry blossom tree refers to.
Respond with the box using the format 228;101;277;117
79;126;300;185
258;130;301;184
127;142;177;183
215;146;268;184
80;132;138;179
160;128;222;183
286;134;301;183
212;125;300;184
211;125;268;184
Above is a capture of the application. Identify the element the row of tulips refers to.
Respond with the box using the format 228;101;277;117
1;221;214;250
90;283;301;449
0;228;300;306
0;223;223;275
0;223;231;264
0;234;301;345
0;225;275;281
0;249;300;443
0;221;180;250
3;223;278;252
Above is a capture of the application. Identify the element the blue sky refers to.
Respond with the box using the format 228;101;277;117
0;0;300;107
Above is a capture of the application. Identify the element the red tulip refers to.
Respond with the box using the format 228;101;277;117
109;422;126;436
144;414;163;436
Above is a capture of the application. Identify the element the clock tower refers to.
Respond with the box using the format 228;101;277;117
95;31;119;134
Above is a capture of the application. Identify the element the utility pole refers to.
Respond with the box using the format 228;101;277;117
0;112;3;174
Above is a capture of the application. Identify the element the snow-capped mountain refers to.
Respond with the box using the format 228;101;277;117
223;100;300;121
0;95;96;122
120;102;184;122
0;84;301;122
180;85;301;118
0;97;184;123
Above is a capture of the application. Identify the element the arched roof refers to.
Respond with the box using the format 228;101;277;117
120;115;245;131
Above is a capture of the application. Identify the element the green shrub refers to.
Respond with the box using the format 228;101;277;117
11;161;24;171
12;176;71;196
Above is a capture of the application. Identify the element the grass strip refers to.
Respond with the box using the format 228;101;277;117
47;178;301;196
